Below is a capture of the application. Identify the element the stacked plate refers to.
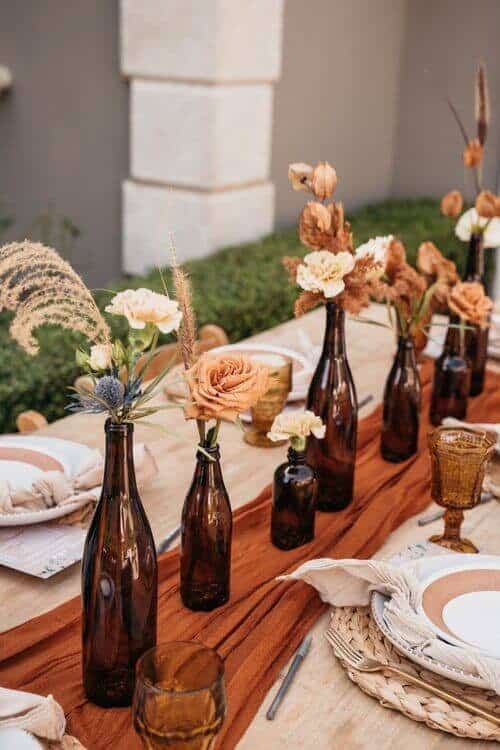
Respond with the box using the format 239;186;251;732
372;554;500;688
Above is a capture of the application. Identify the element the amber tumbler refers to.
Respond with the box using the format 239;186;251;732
428;426;495;553
244;354;293;447
133;641;226;750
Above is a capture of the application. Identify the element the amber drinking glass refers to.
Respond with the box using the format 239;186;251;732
429;320;471;426
271;447;318;550
82;420;158;707
133;641;226;750
464;232;489;396
244;354;292;447
306;302;357;511
428;426;495;553
180;444;232;611
380;336;421;462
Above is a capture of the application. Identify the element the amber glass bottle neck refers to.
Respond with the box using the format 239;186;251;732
395;335;416;365
444;316;465;356
321;301;346;357
287;447;307;464
102;420;137;494
464;233;484;283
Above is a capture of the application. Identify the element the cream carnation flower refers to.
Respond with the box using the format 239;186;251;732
455;208;500;248
105;288;183;333
88;342;113;370
296;250;355;299
355;235;393;272
268;410;325;449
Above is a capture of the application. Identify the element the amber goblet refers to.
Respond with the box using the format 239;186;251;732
244;354;293;447
428;426;495;553
133;641;226;750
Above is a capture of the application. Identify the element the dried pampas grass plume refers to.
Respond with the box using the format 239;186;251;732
475;61;490;146
0;240;109;354
170;241;197;369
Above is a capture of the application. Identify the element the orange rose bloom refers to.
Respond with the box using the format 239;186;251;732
463;138;483;168
440;190;463;217
184;353;269;422
476;190;497;219
448;282;493;327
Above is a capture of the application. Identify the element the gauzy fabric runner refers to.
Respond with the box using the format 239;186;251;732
1;363;499;750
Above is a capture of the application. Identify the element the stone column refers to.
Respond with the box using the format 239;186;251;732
120;0;284;274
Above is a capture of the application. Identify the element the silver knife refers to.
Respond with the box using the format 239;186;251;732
418;492;493;527
156;523;181;554
266;636;312;720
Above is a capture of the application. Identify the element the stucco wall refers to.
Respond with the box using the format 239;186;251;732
272;0;407;228
0;0;128;286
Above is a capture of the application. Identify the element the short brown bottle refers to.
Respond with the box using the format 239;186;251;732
430;319;471;426
271;446;318;550
180;444;232;611
82;420;157;707
381;336;421;462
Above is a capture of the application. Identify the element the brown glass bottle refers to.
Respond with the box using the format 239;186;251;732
180;444;232;611
306;302;357;511
82;420;157;708
380;336;421;462
271;447;318;550
430;319;471;426
464;232;489;396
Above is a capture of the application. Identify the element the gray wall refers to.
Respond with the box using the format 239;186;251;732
0;0;128;286
392;0;500;200
272;0;407;227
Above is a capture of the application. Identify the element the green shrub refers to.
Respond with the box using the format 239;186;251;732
0;198;493;433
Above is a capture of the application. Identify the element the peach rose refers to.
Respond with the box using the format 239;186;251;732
476;190;497;219
448;282;493;327
440;190;463;217
463;138;483;168
184;353;269;422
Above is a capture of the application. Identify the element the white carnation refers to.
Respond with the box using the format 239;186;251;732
296;250;355;299
105;288;183;334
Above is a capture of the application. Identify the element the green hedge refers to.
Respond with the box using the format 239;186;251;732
0;198;491;433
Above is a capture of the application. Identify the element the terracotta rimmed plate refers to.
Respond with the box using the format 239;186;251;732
418;561;500;659
0;436;98;526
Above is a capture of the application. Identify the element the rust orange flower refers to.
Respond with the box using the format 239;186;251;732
448;281;493;327
440;190;463;217
463;138;483;167
476;190;497;219
184;353;269;422
299;201;332;249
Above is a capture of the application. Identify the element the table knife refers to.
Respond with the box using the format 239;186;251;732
266;636;312;720
156;524;181;554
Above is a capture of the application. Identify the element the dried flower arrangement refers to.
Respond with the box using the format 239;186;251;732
0;240;183;424
284;162;382;316
448;281;493;328
171;251;270;450
440;62;500;247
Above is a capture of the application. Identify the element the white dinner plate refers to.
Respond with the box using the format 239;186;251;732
0;436;98;526
371;554;500;689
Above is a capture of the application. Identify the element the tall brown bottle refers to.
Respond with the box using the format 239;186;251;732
82;420;157;707
464;232;489;396
380;336;421;462
306;302;357;511
430;318;471;426
180;444;232;611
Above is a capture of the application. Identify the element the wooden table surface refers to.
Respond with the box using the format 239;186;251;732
2;302;499;750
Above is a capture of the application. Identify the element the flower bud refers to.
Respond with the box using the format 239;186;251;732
311;161;337;200
440;190;463;217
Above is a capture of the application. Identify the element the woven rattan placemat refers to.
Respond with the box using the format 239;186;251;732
331;606;500;742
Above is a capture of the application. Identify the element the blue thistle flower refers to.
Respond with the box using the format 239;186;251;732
94;376;125;409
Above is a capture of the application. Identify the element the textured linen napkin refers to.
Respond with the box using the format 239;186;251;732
0;443;158;516
0;687;85;748
280;555;500;693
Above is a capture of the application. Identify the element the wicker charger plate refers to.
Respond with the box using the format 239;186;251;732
330;606;500;741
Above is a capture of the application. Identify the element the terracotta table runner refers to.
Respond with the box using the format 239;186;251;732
1;363;499;750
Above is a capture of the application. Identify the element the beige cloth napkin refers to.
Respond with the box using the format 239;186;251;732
0;443;158;516
280;554;500;693
0;688;85;748
442;417;500;497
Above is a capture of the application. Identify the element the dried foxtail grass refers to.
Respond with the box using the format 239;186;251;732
170;243;197;370
0;240;109;354
475;61;490;146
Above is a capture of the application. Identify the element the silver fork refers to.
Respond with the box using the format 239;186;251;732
325;626;500;726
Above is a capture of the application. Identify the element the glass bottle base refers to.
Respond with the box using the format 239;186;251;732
380;447;416;463
271;528;314;550
84;668;135;708
181;583;229;612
